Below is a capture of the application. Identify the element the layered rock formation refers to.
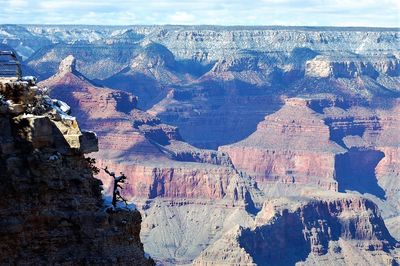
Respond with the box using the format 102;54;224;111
322;100;400;237
2;25;398;148
323;101;400;194
194;194;399;265
39;56;266;263
220;97;345;190
305;55;400;79
39;56;400;265
374;101;400;212
40;56;173;161
220;94;400;252
39;56;262;202
5;25;397;77
0;80;153;265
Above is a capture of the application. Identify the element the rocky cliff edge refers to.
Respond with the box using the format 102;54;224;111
0;80;154;265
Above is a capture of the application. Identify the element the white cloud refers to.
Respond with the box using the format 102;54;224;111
168;11;196;24
8;0;28;8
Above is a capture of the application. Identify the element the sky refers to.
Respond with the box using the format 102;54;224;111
0;0;399;27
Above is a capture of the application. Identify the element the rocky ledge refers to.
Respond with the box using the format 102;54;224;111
0;80;154;265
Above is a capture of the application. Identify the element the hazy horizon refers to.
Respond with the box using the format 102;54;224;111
1;24;399;29
0;0;399;28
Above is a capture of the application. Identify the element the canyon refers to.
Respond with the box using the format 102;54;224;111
1;25;399;265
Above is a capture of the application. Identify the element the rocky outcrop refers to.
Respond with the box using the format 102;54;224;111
40;55;138;118
163;141;233;166
39;56;175;157
219;95;400;249
0;81;153;265
204;52;270;86
58;54;78;74
103;42;194;109
220;96;400;201
193;194;399;266
305;55;400;79
220;97;345;190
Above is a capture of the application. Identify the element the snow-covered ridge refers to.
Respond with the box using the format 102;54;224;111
1;25;399;61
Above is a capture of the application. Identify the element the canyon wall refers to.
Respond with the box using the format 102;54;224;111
220;97;345;190
194;195;399;265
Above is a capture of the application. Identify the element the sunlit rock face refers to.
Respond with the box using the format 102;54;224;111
38;56;266;264
220;98;345;190
305;55;400;79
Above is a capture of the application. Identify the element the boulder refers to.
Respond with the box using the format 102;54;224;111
79;130;99;153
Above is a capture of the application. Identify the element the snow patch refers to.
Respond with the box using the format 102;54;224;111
103;195;136;210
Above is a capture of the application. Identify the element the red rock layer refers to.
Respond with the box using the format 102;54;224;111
40;56;259;205
374;101;400;190
220;98;345;190
96;160;245;200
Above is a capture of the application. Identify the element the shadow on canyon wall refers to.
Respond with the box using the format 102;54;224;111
335;149;386;199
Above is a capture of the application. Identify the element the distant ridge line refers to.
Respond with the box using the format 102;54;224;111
1;24;399;31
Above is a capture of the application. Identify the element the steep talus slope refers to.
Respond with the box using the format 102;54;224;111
140;198;256;265
194;194;399;266
0;81;153;265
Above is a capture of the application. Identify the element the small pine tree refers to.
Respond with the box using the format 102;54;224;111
85;157;100;175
